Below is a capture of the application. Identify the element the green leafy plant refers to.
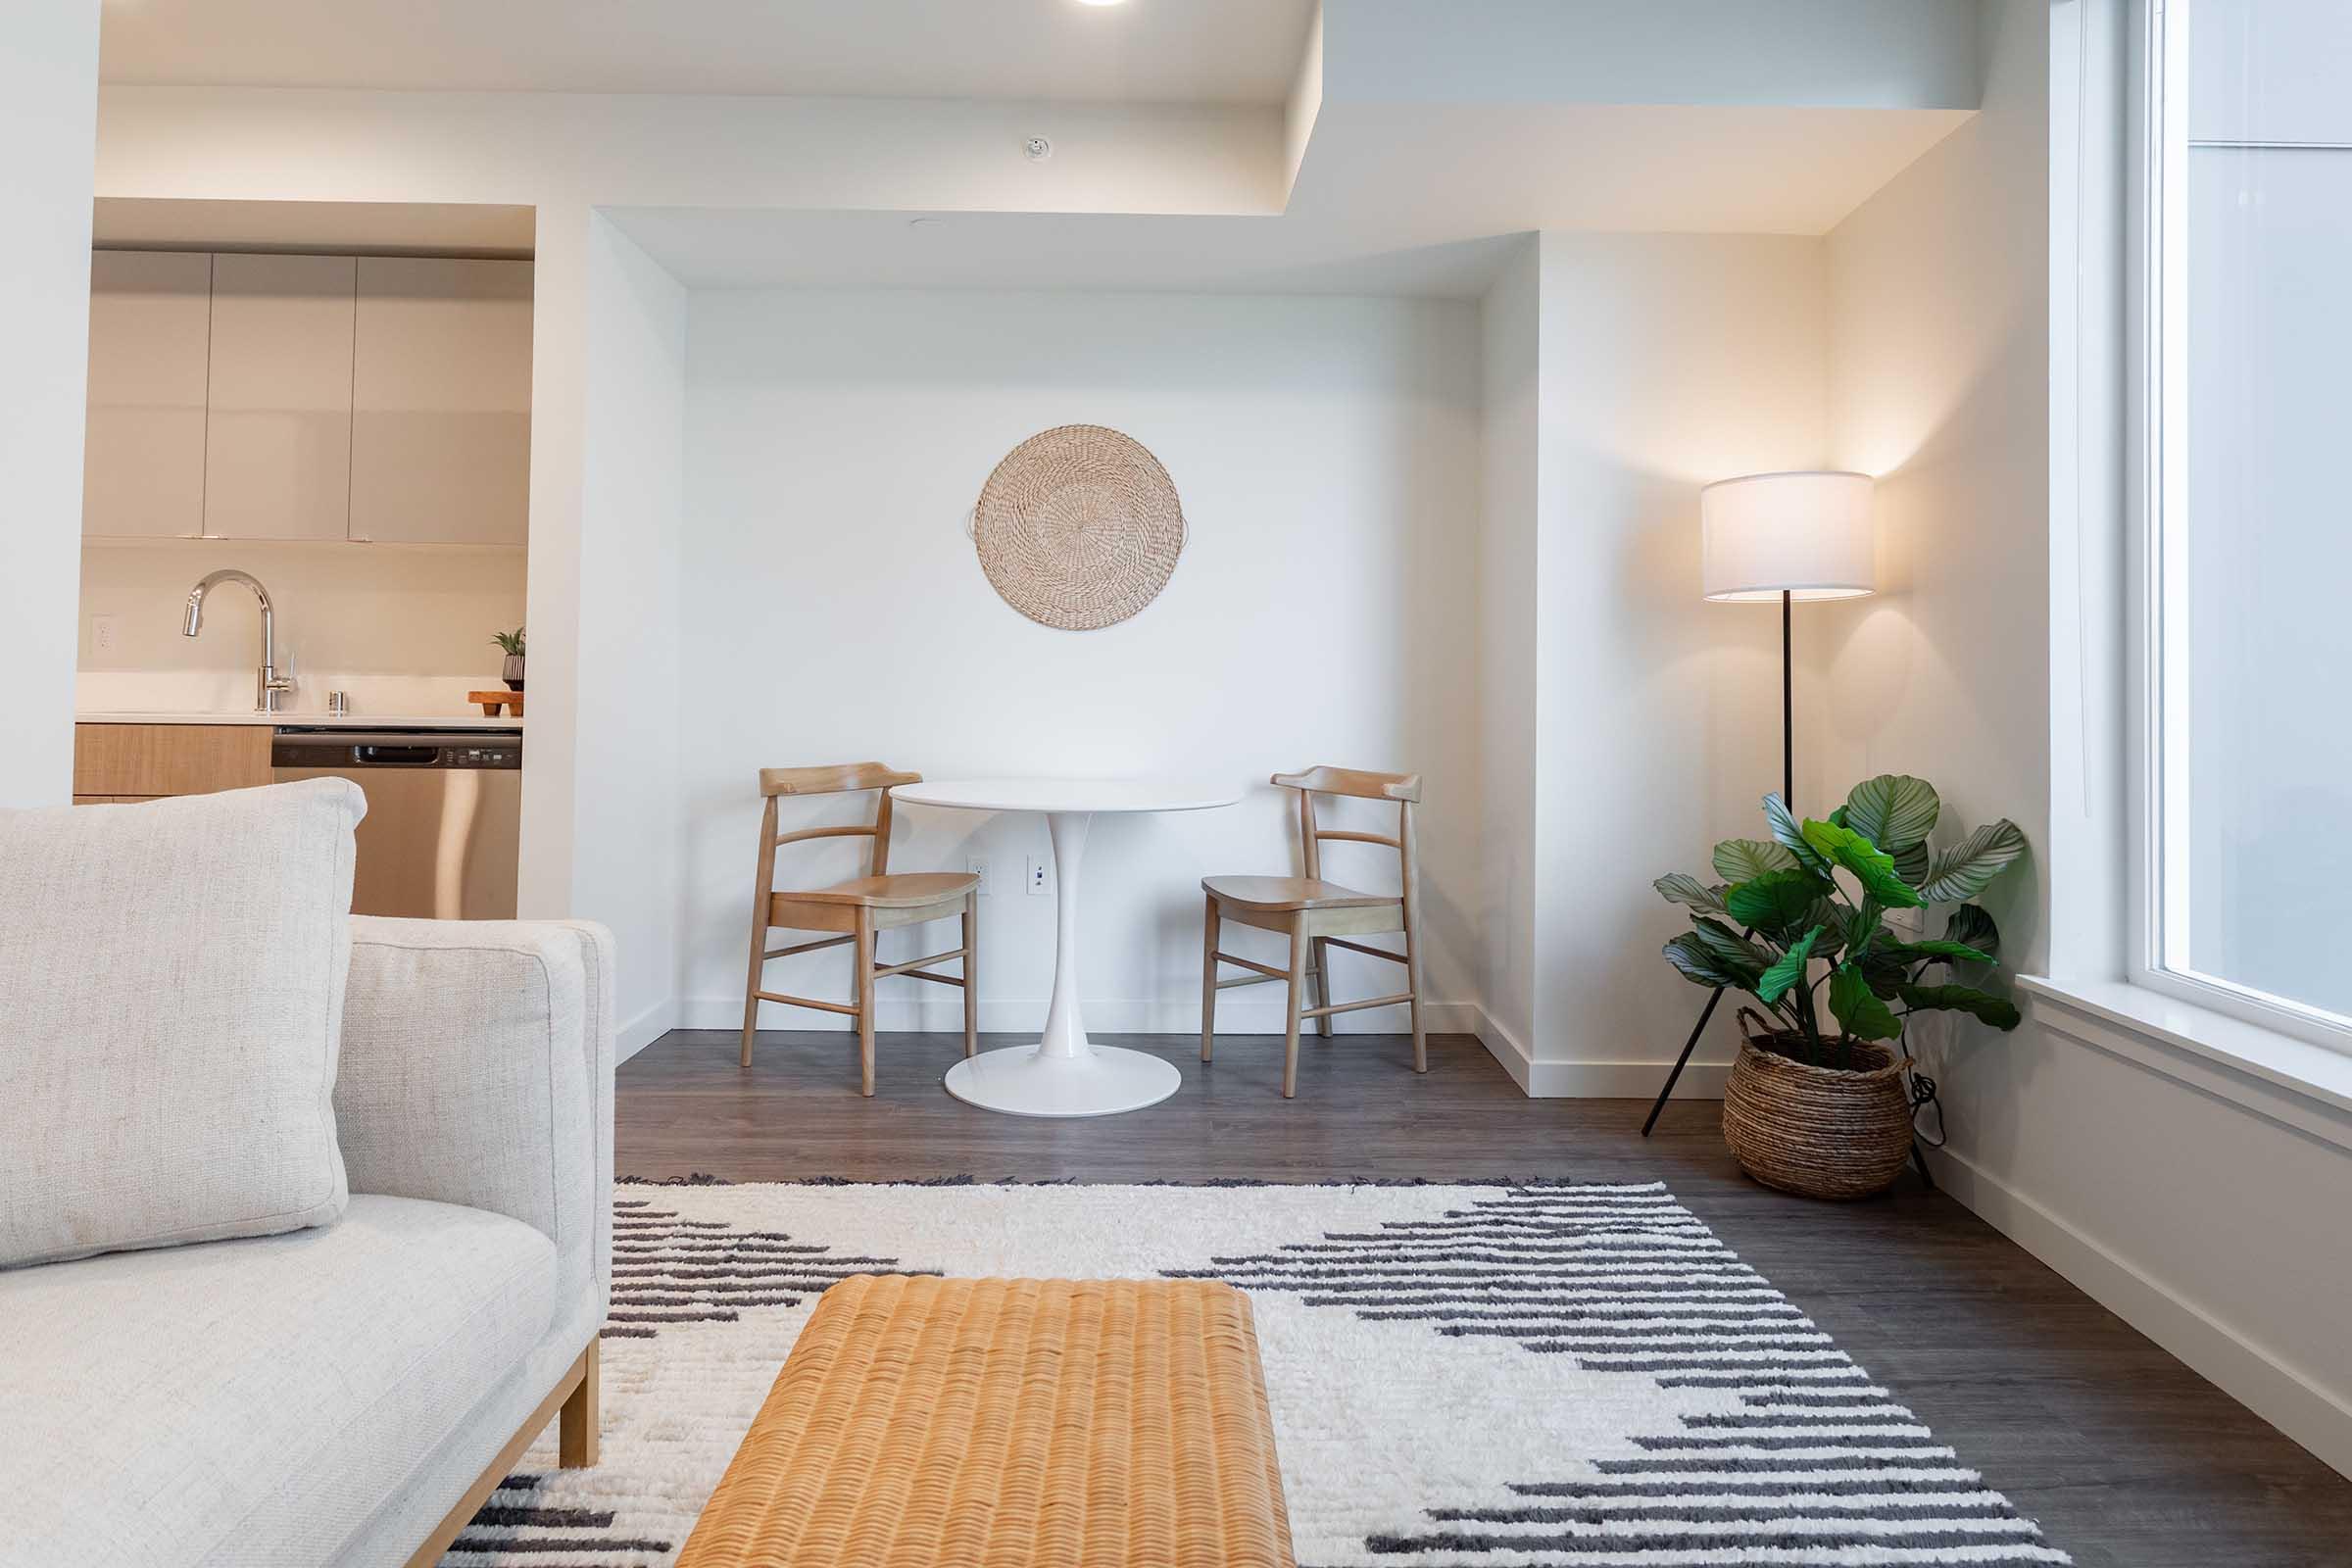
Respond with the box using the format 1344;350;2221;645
1656;775;2026;1069
490;627;526;657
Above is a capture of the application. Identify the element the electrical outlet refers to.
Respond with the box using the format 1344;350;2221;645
90;613;119;654
1026;855;1052;897
966;857;991;897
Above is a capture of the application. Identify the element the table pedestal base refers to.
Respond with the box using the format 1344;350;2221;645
943;1044;1181;1118
941;808;1179;1117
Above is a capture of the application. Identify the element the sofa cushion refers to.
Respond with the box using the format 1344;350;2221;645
0;778;363;1267
0;1194;559;1568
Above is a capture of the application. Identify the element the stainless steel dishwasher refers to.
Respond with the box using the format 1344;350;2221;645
271;728;523;919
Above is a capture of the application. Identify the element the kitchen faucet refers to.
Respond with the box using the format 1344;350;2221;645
182;568;293;713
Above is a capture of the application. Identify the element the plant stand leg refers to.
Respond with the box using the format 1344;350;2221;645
1642;982;1730;1136
1650;589;1797;1137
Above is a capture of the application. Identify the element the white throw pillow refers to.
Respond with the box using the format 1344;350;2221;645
0;777;365;1268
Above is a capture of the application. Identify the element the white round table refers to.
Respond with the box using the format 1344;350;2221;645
890;778;1239;1117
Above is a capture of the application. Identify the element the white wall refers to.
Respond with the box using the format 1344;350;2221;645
91;81;1284;951
1819;3;2050;943
0;3;101;807
1477;238;1540;1059
1820;0;2054;1188
1475;231;1829;1094
679;289;1482;1037
1823;0;2352;1480
570;215;687;1054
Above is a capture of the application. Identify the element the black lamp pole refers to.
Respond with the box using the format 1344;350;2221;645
1782;588;1793;808
1642;591;1933;1188
1642;588;1793;1137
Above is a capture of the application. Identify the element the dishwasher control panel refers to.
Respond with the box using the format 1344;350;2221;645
271;729;523;770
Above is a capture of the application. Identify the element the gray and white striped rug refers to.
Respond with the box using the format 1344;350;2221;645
448;1181;2068;1567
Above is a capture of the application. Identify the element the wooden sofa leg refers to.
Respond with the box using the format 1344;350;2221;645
401;1341;603;1568
560;1340;600;1468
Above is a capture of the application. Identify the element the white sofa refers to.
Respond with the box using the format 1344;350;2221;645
0;915;615;1568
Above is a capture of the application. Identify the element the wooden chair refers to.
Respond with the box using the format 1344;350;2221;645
1200;766;1425;1098
741;763;979;1096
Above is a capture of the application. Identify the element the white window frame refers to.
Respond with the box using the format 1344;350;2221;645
2129;0;2352;1057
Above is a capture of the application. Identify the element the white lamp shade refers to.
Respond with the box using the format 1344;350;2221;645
1700;470;1875;602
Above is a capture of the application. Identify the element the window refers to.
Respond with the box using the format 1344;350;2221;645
2142;0;2352;1047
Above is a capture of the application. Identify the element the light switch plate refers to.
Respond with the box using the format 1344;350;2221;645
1026;855;1052;896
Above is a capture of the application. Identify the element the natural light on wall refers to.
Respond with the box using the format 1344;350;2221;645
2152;0;2352;1042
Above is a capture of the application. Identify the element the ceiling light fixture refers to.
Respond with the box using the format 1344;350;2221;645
1075;0;1129;7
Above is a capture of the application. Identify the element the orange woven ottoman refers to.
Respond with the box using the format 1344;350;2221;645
674;1274;1296;1568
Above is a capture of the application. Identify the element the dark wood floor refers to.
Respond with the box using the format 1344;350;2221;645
621;1028;2352;1568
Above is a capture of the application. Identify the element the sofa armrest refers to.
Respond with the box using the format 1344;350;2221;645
333;917;615;1320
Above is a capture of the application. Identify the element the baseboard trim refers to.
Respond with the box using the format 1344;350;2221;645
679;995;1733;1101
1932;1145;2352;1481
1473;1008;1731;1100
692;995;1484;1037
1473;1010;1535;1092
617;999;678;1064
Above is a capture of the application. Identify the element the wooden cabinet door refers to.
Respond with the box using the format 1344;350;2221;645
84;251;212;538
349;258;533;545
204;253;357;541
73;724;273;797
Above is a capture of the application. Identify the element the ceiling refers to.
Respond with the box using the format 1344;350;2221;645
97;0;1317;105
93;2;1979;297
606;95;1970;299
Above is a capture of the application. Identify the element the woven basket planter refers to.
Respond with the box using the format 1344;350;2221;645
1721;1024;1914;1200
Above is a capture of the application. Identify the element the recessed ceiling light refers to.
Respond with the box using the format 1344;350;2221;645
1075;0;1129;7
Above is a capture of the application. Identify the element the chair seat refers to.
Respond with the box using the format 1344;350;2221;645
1202;874;1397;912
778;871;979;908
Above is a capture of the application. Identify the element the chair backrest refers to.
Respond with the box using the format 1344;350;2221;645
754;762;921;882
1270;765;1422;892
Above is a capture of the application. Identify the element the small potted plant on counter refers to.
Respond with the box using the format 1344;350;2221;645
492;627;525;691
1655;775;2026;1200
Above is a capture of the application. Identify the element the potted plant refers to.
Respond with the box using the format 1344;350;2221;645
491;627;525;691
1655;775;2026;1200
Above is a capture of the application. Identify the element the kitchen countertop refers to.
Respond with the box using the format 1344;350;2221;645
76;710;523;730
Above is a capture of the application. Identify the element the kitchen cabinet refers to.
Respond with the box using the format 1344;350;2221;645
82;248;533;547
203;254;357;542
73;724;273;799
83;251;213;538
350;258;533;545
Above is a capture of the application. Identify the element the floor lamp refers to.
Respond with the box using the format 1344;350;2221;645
1642;469;1875;1136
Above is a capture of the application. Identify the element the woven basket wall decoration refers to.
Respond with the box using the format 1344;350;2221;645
972;424;1186;630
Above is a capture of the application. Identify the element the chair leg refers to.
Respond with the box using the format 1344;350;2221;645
960;893;979;1058
1282;922;1307;1099
1403;914;1427;1075
1200;897;1220;1062
1310;936;1334;1039
741;916;767;1069
855;909;877;1097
